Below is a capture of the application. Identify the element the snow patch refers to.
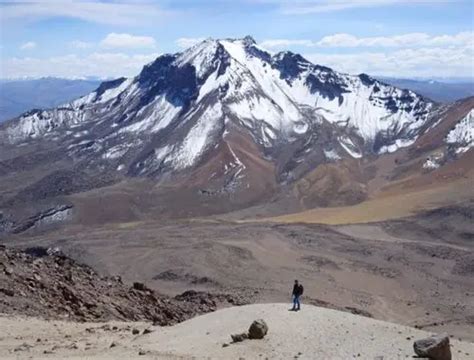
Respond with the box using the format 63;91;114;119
338;136;362;158
324;149;341;161
103;145;128;160
120;97;181;134
98;78;133;103
378;138;416;154
446;109;474;154
169;103;223;169
423;159;439;170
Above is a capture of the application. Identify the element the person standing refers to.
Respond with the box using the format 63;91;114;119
291;280;304;311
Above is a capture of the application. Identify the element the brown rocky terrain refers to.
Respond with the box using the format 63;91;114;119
3;201;473;342
0;245;251;325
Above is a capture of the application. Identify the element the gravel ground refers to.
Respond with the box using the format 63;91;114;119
136;303;474;359
2;303;472;359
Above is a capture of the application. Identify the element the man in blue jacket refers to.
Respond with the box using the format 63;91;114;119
291;280;304;311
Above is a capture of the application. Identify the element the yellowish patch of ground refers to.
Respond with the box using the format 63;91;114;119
265;178;473;225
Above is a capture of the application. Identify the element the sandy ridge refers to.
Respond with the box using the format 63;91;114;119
1;303;473;359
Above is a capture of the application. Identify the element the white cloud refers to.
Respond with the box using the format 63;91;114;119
70;40;94;49
304;46;474;78
278;0;455;15
260;39;314;49
1;0;169;26
259;31;473;49
258;30;473;77
100;33;157;49
317;31;474;47
175;37;206;49
2;52;160;79
20;41;37;50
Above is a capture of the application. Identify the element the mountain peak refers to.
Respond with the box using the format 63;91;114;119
241;35;256;45
184;36;257;51
2;32;438;178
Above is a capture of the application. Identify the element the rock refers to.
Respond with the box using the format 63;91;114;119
231;332;249;342
414;333;451;360
248;319;268;339
138;349;148;355
133;282;147;291
109;341;118;348
142;328;153;335
132;328;140;335
222;343;229;348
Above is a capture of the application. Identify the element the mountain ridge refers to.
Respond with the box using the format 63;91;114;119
0;36;472;231
1;37;436;163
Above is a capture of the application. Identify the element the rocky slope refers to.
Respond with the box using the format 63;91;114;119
0;245;250;324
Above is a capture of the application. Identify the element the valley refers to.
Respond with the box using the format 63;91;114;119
4;201;473;341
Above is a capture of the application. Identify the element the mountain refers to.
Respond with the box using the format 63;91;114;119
0;36;472;231
1;37;436;166
377;77;474;103
0;77;101;123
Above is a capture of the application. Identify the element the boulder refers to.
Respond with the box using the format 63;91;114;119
248;319;268;339
413;333;451;360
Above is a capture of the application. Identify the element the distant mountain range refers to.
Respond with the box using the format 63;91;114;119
0;78;101;122
377;77;474;103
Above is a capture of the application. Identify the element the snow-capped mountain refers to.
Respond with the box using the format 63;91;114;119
2;37;436;175
0;36;473;230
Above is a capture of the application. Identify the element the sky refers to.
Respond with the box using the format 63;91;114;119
0;0;473;80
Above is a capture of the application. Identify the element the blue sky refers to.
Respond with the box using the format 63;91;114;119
1;0;473;79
